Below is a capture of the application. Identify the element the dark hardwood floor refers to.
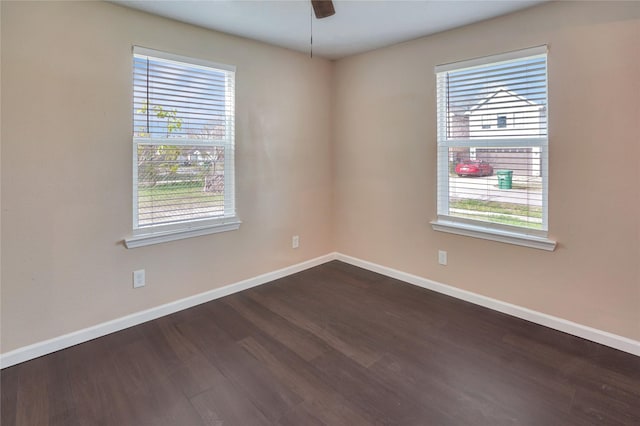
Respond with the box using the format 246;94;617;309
2;261;640;425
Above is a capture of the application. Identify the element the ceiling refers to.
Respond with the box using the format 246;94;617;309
115;0;546;60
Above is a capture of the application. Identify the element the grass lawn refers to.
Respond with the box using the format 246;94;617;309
450;199;543;229
451;199;542;217
139;181;218;198
138;181;223;225
453;212;543;229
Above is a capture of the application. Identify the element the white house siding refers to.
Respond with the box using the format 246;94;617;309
465;89;544;177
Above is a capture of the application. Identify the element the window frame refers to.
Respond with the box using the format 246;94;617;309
431;46;556;251
125;47;240;248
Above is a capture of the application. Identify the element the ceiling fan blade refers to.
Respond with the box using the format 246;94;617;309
311;0;335;19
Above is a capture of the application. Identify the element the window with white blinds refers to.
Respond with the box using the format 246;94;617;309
433;46;554;249
129;47;238;246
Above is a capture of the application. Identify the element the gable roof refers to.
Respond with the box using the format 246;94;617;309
466;87;541;114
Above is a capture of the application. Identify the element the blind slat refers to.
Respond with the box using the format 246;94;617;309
133;50;236;231
436;49;548;233
440;53;548;140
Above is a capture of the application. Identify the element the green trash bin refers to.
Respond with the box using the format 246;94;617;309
497;170;513;189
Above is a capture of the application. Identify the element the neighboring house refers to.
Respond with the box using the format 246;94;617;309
454;88;545;177
467;87;545;138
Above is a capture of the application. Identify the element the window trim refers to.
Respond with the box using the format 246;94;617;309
124;217;241;248
133;46;235;74
126;46;239;248
432;45;555;250
430;219;556;251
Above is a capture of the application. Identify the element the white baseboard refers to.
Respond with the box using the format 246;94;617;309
335;253;640;357
3;251;637;368
0;253;338;369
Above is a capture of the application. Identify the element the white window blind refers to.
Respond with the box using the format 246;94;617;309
435;46;549;239
132;47;236;236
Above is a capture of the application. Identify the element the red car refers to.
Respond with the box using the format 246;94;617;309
455;160;493;177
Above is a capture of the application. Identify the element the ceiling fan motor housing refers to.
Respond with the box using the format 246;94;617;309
312;0;335;19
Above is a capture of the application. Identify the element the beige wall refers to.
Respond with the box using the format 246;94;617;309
2;0;639;356
333;1;640;340
1;1;333;352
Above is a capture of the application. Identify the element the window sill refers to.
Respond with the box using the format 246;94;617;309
431;219;556;251
125;219;241;248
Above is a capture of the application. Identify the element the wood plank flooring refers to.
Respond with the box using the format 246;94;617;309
2;260;639;425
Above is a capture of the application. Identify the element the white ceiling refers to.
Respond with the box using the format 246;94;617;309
115;0;546;60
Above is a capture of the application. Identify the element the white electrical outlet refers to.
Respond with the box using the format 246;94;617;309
438;250;448;266
133;269;145;288
292;235;300;249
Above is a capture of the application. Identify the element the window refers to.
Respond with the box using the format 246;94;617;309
125;47;239;248
432;46;555;250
